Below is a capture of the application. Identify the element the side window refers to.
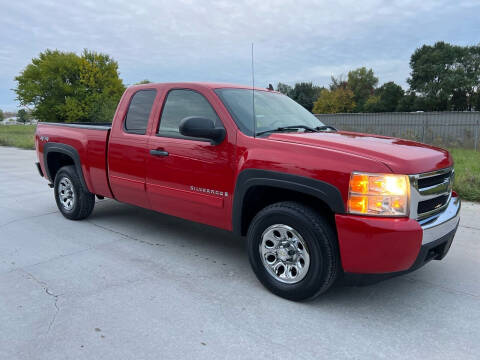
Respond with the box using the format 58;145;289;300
158;89;222;137
124;90;157;134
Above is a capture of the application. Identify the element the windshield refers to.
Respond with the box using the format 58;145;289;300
215;88;324;136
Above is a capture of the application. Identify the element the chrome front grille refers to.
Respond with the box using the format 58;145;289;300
409;167;454;220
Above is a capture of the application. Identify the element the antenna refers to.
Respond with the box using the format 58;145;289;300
251;43;256;138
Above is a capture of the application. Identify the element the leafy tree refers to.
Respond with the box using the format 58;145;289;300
17;109;29;124
365;82;405;112
395;93;414;112
0;109;4;122
472;92;480;111
377;82;404;111
347;67;378;112
289;82;324;112
135;79;151;85
78;50;126;122
363;95;381;113
312;88;356;114
15;50;81;122
329;75;348;91
15;49;125;123
408;42;480;111
276;82;293;96
395;92;429;112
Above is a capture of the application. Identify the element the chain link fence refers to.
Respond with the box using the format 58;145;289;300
315;112;480;151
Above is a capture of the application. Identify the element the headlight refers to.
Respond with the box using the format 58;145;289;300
348;172;410;216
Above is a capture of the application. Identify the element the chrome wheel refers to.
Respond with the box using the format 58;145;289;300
259;224;310;284
58;176;75;211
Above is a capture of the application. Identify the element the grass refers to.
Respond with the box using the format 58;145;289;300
449;148;480;202
0;124;36;149
0;124;479;201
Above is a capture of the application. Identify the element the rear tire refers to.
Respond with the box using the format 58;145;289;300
247;201;339;301
54;165;95;220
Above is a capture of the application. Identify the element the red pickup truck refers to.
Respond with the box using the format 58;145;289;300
35;82;460;300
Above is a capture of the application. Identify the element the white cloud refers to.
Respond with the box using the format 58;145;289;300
0;0;478;110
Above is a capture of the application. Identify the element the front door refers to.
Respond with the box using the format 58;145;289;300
146;88;235;230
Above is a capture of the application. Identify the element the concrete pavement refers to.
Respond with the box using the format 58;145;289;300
0;146;479;359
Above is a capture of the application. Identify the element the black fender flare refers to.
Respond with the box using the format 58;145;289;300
232;169;345;235
43;142;89;192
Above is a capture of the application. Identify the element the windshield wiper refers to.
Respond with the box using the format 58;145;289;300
315;125;337;132
256;125;318;136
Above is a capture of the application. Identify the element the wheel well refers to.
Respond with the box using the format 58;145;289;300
46;152;75;182
240;186;335;236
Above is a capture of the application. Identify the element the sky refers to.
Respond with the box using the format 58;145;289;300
1;0;479;111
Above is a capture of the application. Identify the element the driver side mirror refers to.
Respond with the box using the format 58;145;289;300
179;116;226;145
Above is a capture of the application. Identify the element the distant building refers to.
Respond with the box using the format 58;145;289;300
1;116;37;125
1;117;18;125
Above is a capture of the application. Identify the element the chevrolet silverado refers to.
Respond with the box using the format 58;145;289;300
35;82;460;300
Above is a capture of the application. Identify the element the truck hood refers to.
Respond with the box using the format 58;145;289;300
268;131;452;174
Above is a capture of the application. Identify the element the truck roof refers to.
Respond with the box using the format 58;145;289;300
128;82;274;92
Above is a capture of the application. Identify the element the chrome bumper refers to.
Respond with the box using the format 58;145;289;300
421;195;461;245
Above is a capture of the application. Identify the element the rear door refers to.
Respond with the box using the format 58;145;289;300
146;87;235;229
108;89;158;208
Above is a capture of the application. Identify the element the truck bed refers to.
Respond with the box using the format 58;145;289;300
36;122;113;198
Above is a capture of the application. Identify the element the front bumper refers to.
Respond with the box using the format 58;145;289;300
335;193;460;275
420;194;460;245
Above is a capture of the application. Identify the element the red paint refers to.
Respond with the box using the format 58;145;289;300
35;82;455;275
36;125;113;198
335;214;423;273
269;131;452;174
147;183;224;209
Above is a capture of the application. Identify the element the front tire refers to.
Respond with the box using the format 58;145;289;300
54;165;95;220
247;201;339;301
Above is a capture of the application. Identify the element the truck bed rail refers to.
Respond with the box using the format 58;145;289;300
38;122;112;130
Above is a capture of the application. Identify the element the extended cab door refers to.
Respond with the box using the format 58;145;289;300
108;89;158;208
146;87;235;230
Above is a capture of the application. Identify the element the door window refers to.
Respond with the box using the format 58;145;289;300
158;89;222;138
124;90;157;134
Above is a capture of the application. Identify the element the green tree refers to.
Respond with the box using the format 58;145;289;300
408;42;480;111
289;82;324;112
276;82;293;96
0;109;4;122
329;75;348;91
396;93;415;112
15;49;125;123
78;50;126;122
347;67;378;112
472;92;480;111
377;82;404;111
363;95;381;113
312;88;356;114
135;79;151;85
395;92;429;112
17;109;29;124
365;81;405;112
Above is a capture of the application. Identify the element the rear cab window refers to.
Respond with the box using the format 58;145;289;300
124;90;157;134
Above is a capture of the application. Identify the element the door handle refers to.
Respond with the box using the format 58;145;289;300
150;149;169;157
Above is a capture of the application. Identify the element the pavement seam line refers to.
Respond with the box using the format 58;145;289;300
403;275;480;299
3;237;123;276
86;220;160;246
19;269;62;333
0;210;59;228
460;224;480;231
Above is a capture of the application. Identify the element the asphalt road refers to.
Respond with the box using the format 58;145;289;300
0;146;479;360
